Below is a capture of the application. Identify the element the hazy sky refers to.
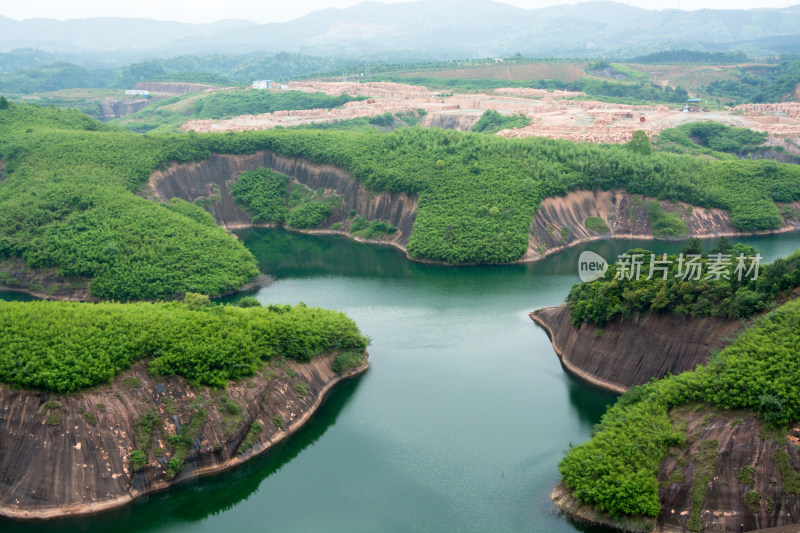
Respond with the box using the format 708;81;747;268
1;0;795;24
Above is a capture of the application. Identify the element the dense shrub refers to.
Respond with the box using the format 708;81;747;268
568;247;800;326
0;299;367;392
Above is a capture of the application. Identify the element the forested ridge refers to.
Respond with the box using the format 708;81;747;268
568;243;800;326
0;103;260;300
0;298;367;392
2;102;799;296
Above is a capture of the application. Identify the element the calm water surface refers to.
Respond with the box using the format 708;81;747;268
5;230;800;533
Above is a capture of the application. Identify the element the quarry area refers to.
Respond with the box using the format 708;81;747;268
180;81;800;144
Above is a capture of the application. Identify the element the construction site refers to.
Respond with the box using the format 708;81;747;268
180;80;800;145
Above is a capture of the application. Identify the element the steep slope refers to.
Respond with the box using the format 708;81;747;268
0;352;368;519
530;305;742;393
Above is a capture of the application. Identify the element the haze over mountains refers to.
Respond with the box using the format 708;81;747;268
2;0;800;61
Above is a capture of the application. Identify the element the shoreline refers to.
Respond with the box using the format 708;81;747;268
529;309;628;394
227;219;800;268
0;360;369;521
5;223;799;303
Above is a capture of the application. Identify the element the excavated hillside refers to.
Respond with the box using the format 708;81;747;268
530;305;743;393
0;352;367;519
146;151;418;249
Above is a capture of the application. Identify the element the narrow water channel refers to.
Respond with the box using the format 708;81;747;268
6;230;800;533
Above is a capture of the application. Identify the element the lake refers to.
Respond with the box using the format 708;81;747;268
5;229;800;533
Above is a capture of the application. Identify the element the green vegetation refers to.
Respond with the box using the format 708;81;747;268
470;110;531;134
237;296;261;308
332;351;365;373
293;381;310;397
162;396;178;415
0;299;367;392
349;216;398;239
772;449;800;496
83;411;96;426
584;216;610;234
272;414;285;429
647;201;689;237
216;394;245;437
45;410;62;426
230;168;343;230
122;376;142;388
560;297;800;518
744;490;761;513
655;122;769;159
568;246;800;326
738;465;756;486
626;130;652;156
0;103;259;300
686;439;719;531
167;409;206;478
129;450;148;471
210;127;798;263
114;90;364;133
236;421;264;454
163;197;218;227
285;186;341;229
3;102;799;276
630;50;750;65
231;168;290;223
705;60;800;104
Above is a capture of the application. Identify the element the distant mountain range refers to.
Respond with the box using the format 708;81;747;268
2;0;800;61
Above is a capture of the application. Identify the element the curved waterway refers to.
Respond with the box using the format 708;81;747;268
5;230;800;533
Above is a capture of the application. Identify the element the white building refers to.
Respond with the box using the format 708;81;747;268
252;80;272;89
124;89;149;96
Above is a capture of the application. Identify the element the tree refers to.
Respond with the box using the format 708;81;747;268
0;96;8;110
626;130;652;155
238;296;261;308
681;238;702;255
183;292;210;310
711;236;732;254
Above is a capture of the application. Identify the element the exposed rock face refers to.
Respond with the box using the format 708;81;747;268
420;112;481;131
553;409;800;533
0;352;368;519
530;305;743;393
0;258;91;301
522;189;800;262
657;408;800;532
133;82;217;96
146;151;418;248
97;98;150;120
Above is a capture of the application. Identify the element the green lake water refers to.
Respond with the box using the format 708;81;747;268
5;230;800;533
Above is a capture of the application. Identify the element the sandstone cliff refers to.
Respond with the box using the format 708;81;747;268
522;189;800;262
146;151;418;248
530;305;743;393
554;408;800;532
0;352;367;519
97;98;150;120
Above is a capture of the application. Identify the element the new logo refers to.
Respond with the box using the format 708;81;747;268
578;251;608;282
